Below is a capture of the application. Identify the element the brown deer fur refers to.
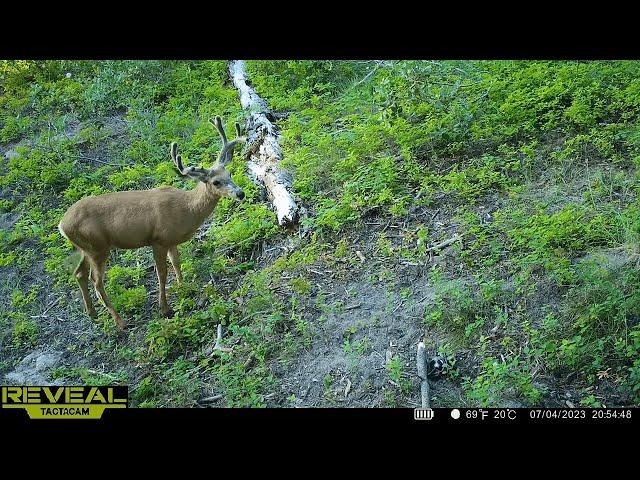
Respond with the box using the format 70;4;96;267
58;117;246;329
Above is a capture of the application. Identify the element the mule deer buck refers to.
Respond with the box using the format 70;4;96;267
58;116;246;329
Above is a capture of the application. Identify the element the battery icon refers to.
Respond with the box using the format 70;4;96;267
414;408;434;420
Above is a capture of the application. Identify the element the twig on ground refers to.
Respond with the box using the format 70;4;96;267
36;143;130;167
75;154;131;167
426;234;462;253
344;379;352;397
30;296;64;318
200;394;223;403
416;294;431;304
344;303;362;311
392;301;404;314
243;356;254;369
352;60;389;87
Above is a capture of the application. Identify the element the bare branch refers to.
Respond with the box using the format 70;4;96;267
416;342;430;408
426;234;462;253
209;324;233;354
353;60;387;87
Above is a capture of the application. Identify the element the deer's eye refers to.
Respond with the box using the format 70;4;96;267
212;180;222;187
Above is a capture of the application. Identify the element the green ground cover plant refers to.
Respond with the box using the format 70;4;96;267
2;60;639;406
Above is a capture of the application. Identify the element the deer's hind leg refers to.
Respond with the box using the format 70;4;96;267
87;250;125;330
74;251;97;318
168;246;182;284
152;245;171;317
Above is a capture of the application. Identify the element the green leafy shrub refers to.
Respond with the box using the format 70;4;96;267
105;265;147;314
12;316;39;347
464;357;542;406
204;204;279;255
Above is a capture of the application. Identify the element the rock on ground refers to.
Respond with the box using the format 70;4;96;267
3;349;64;385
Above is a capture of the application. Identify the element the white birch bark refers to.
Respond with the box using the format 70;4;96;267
229;60;299;226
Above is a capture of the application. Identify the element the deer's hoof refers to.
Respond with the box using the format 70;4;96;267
115;318;126;330
162;307;174;318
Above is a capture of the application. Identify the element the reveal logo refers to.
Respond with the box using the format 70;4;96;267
1;386;128;419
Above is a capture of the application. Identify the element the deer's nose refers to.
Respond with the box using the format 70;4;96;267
237;190;245;200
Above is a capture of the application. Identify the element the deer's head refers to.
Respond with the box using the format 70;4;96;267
170;116;247;201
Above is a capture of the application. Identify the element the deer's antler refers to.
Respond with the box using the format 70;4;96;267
170;142;209;178
209;116;247;166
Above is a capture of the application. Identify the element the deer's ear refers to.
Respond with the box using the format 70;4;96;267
179;165;210;183
188;172;209;183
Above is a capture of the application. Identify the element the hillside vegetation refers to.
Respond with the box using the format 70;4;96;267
1;60;639;407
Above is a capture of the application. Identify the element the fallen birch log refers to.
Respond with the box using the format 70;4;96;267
229;60;299;226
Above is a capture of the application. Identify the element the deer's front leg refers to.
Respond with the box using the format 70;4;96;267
152;245;171;317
